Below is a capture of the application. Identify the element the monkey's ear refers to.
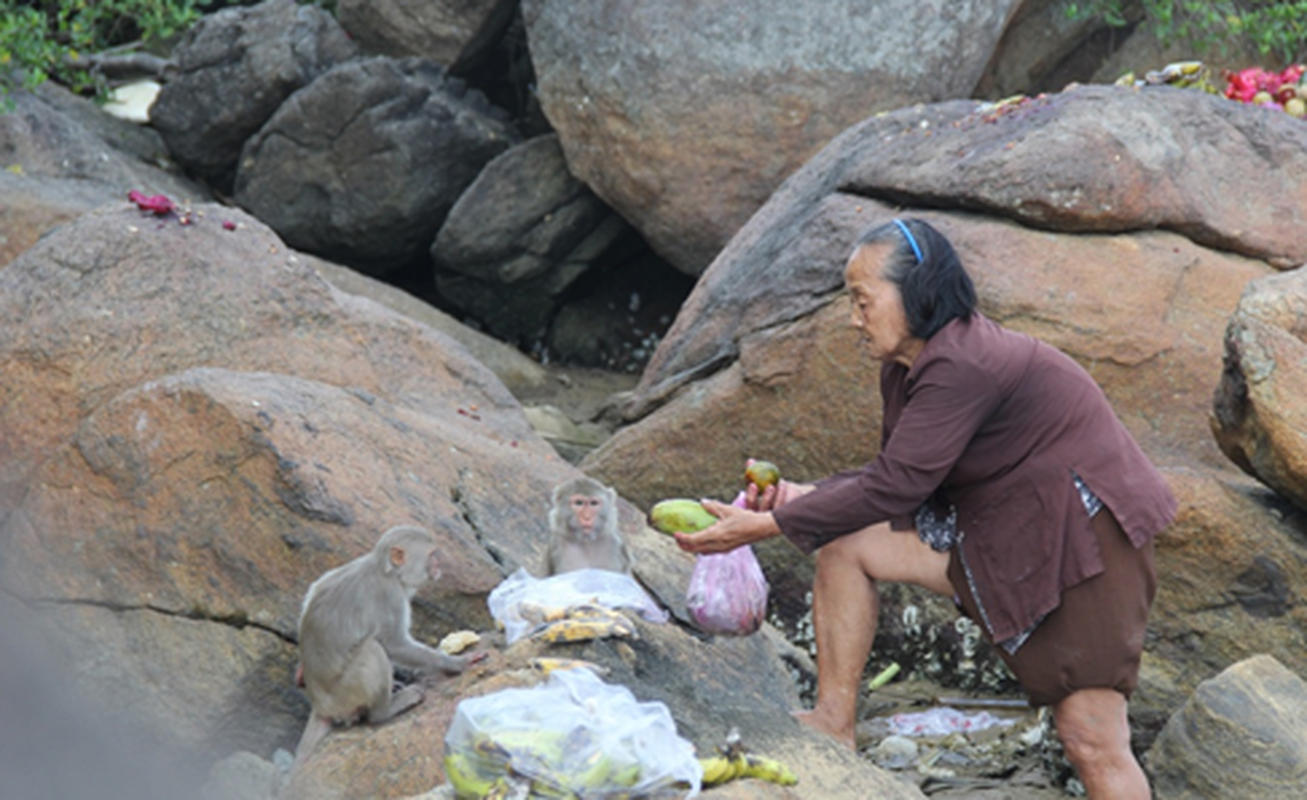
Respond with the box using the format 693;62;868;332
388;546;407;570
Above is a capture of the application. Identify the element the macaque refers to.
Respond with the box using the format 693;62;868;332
292;525;485;770
544;477;632;576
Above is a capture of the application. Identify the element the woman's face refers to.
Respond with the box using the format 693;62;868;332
845;244;925;367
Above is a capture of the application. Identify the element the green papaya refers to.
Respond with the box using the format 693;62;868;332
649;498;717;534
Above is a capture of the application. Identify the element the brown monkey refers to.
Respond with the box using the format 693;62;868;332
544;477;632;576
292;525;485;771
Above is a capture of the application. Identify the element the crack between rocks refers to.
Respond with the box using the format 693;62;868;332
449;470;509;571
21;595;297;644
837;183;1272;264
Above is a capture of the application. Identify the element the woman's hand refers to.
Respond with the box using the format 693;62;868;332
747;477;815;511
673;499;780;555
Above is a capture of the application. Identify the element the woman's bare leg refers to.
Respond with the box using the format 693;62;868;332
1053;688;1150;799
794;522;952;748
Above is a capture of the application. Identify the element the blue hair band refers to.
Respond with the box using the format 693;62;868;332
892;218;923;264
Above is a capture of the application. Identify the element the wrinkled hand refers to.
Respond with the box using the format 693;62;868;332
673;499;780;555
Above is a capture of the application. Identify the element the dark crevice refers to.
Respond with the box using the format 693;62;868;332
449;473;510;570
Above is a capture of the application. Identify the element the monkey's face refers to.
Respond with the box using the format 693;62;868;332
569;494;603;536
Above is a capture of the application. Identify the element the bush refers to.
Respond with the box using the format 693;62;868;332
0;0;205;103
1065;0;1307;67
0;1;335;109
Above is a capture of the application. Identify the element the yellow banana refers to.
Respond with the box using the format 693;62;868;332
699;755;735;786
740;753;799;786
444;752;497;799
649;498;718;534
533;614;635;643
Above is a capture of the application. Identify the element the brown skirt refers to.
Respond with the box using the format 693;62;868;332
947;508;1157;707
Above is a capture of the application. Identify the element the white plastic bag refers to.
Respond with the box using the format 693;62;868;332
684;492;769;636
444;668;702;798
488;567;669;644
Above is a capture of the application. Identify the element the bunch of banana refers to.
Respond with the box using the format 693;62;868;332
531;603;638;644
446;726;646;798
698;753;798;787
698;728;798;788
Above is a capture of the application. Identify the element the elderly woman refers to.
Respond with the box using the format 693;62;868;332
675;218;1175;799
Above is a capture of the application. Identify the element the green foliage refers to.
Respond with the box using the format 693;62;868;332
0;0;334;109
1065;0;1307;66
0;0;204;106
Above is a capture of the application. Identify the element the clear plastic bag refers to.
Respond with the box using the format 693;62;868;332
684;492;769;636
444;668;702;798
488;567;669;644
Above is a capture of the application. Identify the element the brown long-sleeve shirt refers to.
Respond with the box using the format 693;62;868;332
773;313;1176;642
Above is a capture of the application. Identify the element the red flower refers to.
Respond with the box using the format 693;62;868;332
222;220;237;231
127;190;175;216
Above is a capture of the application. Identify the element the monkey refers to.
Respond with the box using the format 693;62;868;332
292;525;486;771
544;476;632;576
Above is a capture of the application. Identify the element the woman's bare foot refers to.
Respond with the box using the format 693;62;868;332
793;708;856;749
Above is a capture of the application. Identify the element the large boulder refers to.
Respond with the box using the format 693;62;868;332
336;0;517;69
1135;468;1307;737
1144;654;1307;799
431;134;630;344
0;83;209;267
1211;266;1307;513
521;0;1023;276
150;0;358;191
306;256;550;395
836;85;1307;267
234;56;519;275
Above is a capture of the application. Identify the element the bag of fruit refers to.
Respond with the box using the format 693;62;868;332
684;492;770;636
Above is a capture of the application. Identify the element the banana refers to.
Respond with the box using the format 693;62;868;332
649;498;717;534
740;753;799;786
438;629;481;655
698;755;736;786
533;614;636;643
444;752;497;799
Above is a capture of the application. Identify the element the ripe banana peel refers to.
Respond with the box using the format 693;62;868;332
649;498;718;534
531;604;637;643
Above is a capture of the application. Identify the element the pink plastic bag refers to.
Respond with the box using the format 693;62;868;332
685;492;770;635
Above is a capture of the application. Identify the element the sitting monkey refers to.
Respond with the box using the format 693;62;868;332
544;476;632;576
292;525;485;771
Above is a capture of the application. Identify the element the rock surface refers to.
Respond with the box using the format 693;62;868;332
1211;266;1307;513
0;83;210;267
150;0;358;190
234;56;519;274
522;0;1023;275
432;133;630;343
1144;654;1307;799
336;0;517;69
